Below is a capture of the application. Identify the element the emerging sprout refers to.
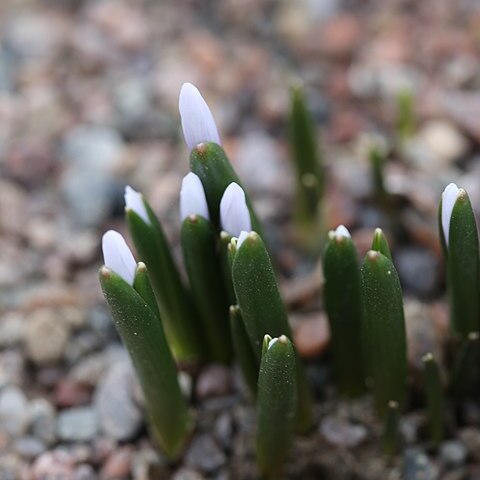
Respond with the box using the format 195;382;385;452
179;172;210;222
179;82;221;150
102;230;137;286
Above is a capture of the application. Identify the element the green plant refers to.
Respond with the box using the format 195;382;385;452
99;82;480;473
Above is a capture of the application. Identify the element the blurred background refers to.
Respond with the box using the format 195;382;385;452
1;0;480;478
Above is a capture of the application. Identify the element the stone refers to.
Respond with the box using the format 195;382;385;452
56;407;98;442
196;365;233;400
0;312;25;347
440;440;467;468
74;464;97;480
319;417;367;448
403;448;439;480
185;435;226;474
293;312;330;358
54;379;92;408
0;349;25;388
395;248;439;297
0;386;30;437
24;309;70;365
31;450;75;480
95;363;143;441
14;436;46;460
30;399;56;446
101;446;133;479
61;125;124;228
214;412;233;450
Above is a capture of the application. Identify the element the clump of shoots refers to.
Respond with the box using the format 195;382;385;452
100;231;191;459
232;230;313;431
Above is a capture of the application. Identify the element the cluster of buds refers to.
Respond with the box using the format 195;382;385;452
100;83;306;475
100;79;479;470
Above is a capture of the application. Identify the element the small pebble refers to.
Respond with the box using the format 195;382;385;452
0;386;30;437
319;417;367;448
14;436;46;460
440;440;468;468
196;365;232;400
56;406;98;442
185;434;226;474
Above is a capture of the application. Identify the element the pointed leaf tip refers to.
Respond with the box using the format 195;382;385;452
102;230;137;286
179;82;221;150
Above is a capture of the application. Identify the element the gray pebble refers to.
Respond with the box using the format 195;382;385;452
95;363;143;441
440;440;468;468
185;435;226;474
57;406;98;442
0;386;30;437
30;398;57;446
14;436;46;460
403;448;439;480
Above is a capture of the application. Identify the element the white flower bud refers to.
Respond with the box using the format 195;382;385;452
441;183;461;246
237;230;250;249
179;82;221;150
220;183;252;237
180;172;210;222
125;186;150;224
102;230;137;285
333;225;351;239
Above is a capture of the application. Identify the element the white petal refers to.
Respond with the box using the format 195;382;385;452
237;230;250;249
102;230;137;285
334;225;351;239
179;83;221;150
441;183;461;246
267;337;278;350
125;185;150;224
220;183;252;237
180;172;210;222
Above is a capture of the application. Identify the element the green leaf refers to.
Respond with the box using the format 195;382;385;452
422;353;445;447
396;88;415;143
444;190;480;336
232;231;313;432
383;400;400;456
189;142;262;234
126;200;205;361
369;145;388;200
256;335;297;480
289;85;324;223
323;232;365;397
181;214;233;363
361;250;407;417
449;332;480;399
99;266;191;458
371;228;392;261
220;231;236;305
230;305;259;396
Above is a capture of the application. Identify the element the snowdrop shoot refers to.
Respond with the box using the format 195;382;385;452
220;183;252;237
125;186;150;224
441;183;461;246
179;82;221;150
180;172;210;222
102;230;137;286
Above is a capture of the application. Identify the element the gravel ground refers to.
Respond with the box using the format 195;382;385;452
2;0;480;478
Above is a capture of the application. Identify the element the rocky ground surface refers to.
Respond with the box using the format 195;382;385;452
2;0;480;478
